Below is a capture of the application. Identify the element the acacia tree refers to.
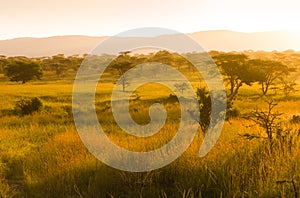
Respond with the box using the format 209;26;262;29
213;53;257;101
109;51;136;92
174;82;188;95
50;54;70;78
4;61;42;83
248;59;294;95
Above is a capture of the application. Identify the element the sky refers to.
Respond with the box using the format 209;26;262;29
1;0;300;40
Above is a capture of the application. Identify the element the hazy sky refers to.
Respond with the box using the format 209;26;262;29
1;0;300;40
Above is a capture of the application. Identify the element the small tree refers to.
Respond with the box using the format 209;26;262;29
174;82;188;95
245;100;282;141
109;51;135;92
49;54;69;78
196;87;211;133
4;61;42;83
280;78;297;98
243;100;298;154
189;87;232;133
194;87;235;133
117;73;130;92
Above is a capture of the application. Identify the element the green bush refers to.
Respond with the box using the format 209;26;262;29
14;97;43;116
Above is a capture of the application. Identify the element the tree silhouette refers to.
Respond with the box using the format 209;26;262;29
213;53;257;101
4;61;42;83
248;59;294;95
49;54;69;78
109;51;136;92
174;82;188;95
196;87;211;133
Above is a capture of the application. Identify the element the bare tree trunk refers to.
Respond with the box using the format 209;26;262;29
262;83;268;95
228;81;243;101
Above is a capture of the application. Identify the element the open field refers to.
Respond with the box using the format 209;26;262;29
0;77;300;197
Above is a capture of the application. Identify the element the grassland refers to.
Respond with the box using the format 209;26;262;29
0;72;300;198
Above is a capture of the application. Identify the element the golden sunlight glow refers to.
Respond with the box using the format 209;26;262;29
0;0;300;40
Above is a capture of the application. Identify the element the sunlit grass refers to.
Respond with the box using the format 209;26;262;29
0;80;300;197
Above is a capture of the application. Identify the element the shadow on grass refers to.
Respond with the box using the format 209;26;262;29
20;140;300;198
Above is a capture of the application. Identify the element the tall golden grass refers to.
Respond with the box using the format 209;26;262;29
0;81;299;197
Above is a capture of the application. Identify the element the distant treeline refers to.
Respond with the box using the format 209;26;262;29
0;50;298;99
1;50;299;75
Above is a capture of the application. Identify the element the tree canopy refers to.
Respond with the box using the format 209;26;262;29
213;53;258;101
4;61;43;83
213;53;295;99
247;59;294;95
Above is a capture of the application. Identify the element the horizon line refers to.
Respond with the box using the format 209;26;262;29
2;29;300;41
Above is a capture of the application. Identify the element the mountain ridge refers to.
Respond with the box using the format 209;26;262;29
0;30;299;57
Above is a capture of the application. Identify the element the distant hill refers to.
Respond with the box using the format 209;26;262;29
190;30;300;52
0;36;107;57
0;30;299;57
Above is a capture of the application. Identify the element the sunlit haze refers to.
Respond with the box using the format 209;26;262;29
1;0;300;40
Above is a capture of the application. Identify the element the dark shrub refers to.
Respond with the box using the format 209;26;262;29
226;106;240;119
14;97;43;116
166;94;178;103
